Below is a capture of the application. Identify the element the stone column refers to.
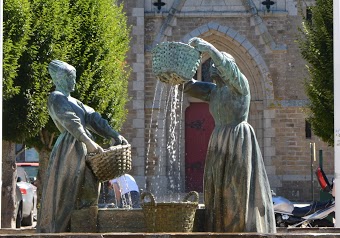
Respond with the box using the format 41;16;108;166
122;1;146;188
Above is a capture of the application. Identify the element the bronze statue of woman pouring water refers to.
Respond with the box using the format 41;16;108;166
158;37;276;233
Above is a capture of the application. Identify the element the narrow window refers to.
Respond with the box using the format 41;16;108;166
202;58;212;82
305;120;312;139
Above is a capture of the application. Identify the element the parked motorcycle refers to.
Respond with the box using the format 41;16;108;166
272;167;335;227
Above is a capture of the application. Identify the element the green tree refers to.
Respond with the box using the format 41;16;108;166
298;0;333;146
3;0;130;218
67;0;130;128
3;0;31;100
2;0;31;228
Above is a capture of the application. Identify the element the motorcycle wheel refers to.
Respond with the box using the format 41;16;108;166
275;214;288;227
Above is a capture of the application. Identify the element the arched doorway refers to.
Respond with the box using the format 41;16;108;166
185;102;214;192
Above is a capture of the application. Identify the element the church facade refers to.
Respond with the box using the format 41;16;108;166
120;0;333;202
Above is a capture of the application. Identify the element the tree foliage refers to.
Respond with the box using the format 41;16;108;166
3;0;31;100
298;0;333;146
3;0;131;150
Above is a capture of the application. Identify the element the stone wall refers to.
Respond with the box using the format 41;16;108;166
273;107;333;201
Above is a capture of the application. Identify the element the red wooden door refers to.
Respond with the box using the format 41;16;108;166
185;102;215;192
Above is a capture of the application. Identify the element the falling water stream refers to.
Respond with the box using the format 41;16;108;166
145;81;185;202
99;82;185;206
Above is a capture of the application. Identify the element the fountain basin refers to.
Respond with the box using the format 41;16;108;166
98;208;146;232
71;207;205;233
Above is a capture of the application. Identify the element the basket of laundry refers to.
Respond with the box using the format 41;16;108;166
86;144;132;182
141;191;199;232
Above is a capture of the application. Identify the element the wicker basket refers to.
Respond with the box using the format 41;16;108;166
152;42;201;85
86;144;132;182
141;191;199;232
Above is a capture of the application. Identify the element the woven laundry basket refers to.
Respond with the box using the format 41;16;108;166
141;191;199;232
86;144;132;182
152;42;201;85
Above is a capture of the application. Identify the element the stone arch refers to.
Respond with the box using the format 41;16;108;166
181;22;274;105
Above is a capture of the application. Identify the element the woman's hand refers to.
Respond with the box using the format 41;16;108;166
189;37;224;69
188;37;212;52
113;134;129;145
85;140;104;153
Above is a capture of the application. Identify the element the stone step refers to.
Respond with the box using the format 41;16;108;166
1;229;340;238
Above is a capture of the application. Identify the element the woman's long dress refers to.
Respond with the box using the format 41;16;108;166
183;55;276;233
37;91;116;233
